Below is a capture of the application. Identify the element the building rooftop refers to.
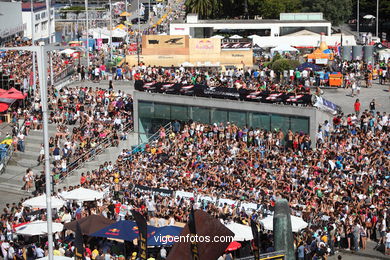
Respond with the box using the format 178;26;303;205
21;2;48;12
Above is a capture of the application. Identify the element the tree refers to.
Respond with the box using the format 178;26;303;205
271;59;299;72
185;0;214;18
301;0;353;25
259;0;301;19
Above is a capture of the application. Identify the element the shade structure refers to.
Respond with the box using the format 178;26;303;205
225;222;253;241
147;226;183;246
225;241;242;252
15;221;63;236
260;215;308;233
296;62;321;72
0;103;9;112
248;34;260;39
0;88;26;99
363;14;375;19
38;256;72;260
64;215;116;235
211;35;224;39
271;45;298;55
229;34;243;39
22;194;66;209
120;11;131;17
59;49;76;55
62;187;104;202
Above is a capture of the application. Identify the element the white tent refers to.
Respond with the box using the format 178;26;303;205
248;34;260;39
363;14;375;19
62;187;104;201
378;49;390;62
39;256;73;260
229;34;243;39
22;195;66;209
260;215;308;233
225;222;254;241
211;35;224;39
59;49;76;55
15;221;63;236
270;45;298;55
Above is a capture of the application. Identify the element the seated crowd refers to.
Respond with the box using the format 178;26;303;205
0;105;388;259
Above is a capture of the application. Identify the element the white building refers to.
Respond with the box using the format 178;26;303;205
22;2;55;43
0;2;25;43
170;13;356;48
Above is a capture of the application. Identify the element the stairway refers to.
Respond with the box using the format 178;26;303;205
0;123;58;196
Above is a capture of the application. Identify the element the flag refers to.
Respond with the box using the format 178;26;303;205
251;219;260;260
131;210;147;260
74;222;85;260
188;207;199;260
167;210;234;260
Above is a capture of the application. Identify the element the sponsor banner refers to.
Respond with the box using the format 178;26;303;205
134;185;174;197
190;38;221;54
143;35;189;49
134;80;312;105
312;95;340;114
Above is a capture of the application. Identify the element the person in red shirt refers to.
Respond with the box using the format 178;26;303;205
354;99;361;117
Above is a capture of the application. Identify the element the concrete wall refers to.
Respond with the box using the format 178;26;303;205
133;91;333;147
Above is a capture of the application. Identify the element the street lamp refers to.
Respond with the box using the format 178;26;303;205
85;0;90;67
376;0;379;37
45;0;54;86
30;0;37;94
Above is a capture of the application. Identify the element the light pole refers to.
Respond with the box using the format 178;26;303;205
30;0;37;94
376;0;379;37
45;0;54;86
85;0;90;67
109;0;113;61
357;0;360;36
138;0;141;65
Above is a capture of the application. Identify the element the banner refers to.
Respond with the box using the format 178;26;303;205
74;222;86;260
134;185;174;197
175;190;194;199
135;80;312;105
131;210;147;260
312;95;341;114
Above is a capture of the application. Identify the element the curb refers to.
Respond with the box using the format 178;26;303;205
339;249;390;260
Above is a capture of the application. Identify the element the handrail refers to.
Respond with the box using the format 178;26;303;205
58;121;133;183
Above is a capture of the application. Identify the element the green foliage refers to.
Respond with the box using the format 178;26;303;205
301;0;353;25
259;0;301;19
185;0;214;18
271;59;299;72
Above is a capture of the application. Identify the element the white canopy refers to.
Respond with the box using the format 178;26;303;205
211;35;224;39
248;34;260;39
229;34;243;39
89;28;127;40
378;48;390;62
225;222;254;241
271;45;298;55
363;14;375;19
22;195;66;209
39;256;73;260
62;187;104;201
260;215;308;233
15;221;63;236
59;49;76;55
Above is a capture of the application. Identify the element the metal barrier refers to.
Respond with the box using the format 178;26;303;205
58;121;133;183
51;65;75;85
131;122;173;155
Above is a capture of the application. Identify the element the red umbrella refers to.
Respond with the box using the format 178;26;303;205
0;103;9;112
225;241;242;252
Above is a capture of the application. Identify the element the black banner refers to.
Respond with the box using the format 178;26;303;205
132;210;147;260
135;80;312;105
134;185;174;197
251;220;260;260
74;222;86;260
188;208;199;260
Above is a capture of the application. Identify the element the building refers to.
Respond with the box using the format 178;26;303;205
133;91;332;146
170;13;356;48
22;2;55;43
0;2;25;43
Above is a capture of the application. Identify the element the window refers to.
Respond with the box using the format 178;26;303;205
228;111;247;127
138;101;153;118
271;114;290;133
210;109;228;124
290;116;309;134
41;11;46;19
41;21;47;31
171;105;189;121
35;24;39;33
251;113;270;130
154;103;170;119
35;14;40;20
191;106;210;124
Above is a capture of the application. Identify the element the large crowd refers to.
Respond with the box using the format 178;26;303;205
0;101;389;259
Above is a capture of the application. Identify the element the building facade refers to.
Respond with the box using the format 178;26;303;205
133;91;332;146
0;2;25;43
22;2;55;43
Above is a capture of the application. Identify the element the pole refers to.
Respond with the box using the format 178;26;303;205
45;0;54;86
138;0;141;65
376;0;379;37
357;0;359;36
31;0;37;94
109;0;113;61
36;45;54;260
85;0;90;67
125;0;128;13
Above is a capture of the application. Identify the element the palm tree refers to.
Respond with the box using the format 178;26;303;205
185;0;213;18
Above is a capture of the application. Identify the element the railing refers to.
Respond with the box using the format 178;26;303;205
58;121;134;183
51;65;75;86
131;122;173;155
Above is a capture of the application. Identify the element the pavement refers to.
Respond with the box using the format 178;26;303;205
329;240;390;260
